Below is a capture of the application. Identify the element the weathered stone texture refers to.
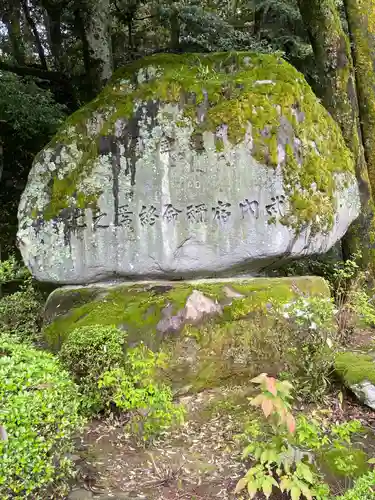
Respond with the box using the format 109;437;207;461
18;53;360;284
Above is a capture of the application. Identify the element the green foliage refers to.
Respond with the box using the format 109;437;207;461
0;73;66;255
59;327;184;441
0;258;44;341
336;470;375;499
98;343;185;442
323;253;375;336
59;325;126;413
238;374;368;499
323;448;368;479
351;289;375;327
281;252;375;338
236;374;329;499
0;337;83;499
0;281;43;341
0;73;66;143
176;3;273;52
275;296;337;402
254;0;313;65
0;256;29;285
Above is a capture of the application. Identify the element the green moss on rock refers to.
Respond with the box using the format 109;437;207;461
43;277;331;391
335;351;375;385
30;52;355;233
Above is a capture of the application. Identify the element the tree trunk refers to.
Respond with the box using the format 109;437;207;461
344;0;375;197
73;8;94;101
297;0;375;267
21;0;47;69
79;0;113;97
2;0;25;65
169;6;180;51
42;2;64;70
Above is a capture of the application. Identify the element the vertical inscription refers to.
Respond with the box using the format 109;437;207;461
186;203;208;223
212;200;232;223
139;205;159;226
118;204;134;231
265;195;286;217
163;204;182;222
239;199;260;219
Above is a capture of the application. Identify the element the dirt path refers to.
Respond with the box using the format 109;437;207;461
71;387;251;500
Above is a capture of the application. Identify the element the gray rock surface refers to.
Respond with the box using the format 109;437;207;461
350;381;375;410
17;54;360;284
157;289;222;335
184;290;222;323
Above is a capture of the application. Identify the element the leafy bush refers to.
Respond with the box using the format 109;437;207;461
236;374;329;499
336;470;375;499
0;280;43;341
281;252;375;341
275;296;337;402
237;374;367;499
98;342;185;442
59;325;126;413
0;258;44;341
0;256;29;285
0;337;83;498
60;327;184;440
324;254;375;340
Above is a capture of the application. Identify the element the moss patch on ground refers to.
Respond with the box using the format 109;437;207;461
335;351;375;385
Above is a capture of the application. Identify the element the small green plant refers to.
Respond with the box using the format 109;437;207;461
330;253;375;339
0;278;43;341
276;296;337;402
59;324;126;413
236;373;328;499
237;374;367;499
0;258;43;341
0;256;29;286
98;343;185;443
282;252;375;340
335;470;375;499
0;336;83;498
295;417;365;491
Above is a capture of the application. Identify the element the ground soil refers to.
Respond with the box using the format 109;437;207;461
69;328;375;500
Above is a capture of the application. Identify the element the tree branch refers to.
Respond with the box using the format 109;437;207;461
21;0;48;70
0;60;65;83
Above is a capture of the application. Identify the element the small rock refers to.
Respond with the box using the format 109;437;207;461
185;290;222;323
157;303;185;334
351;380;375;410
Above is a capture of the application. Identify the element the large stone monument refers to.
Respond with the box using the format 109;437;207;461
18;52;360;284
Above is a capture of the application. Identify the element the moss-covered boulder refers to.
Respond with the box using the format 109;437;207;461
18;52;359;284
335;351;375;409
43;276;332;392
